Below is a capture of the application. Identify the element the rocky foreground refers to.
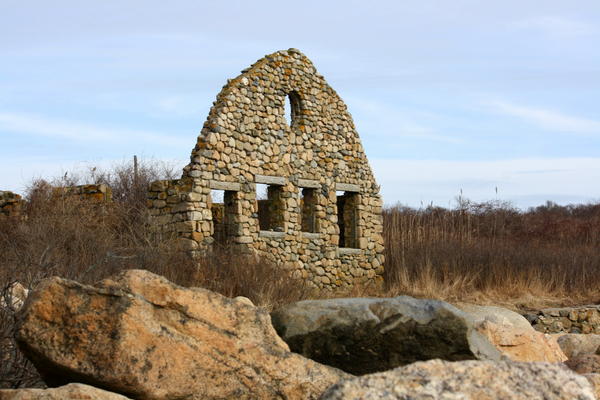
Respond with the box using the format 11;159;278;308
2;270;600;399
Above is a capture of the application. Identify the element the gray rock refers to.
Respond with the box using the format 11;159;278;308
320;359;595;400
556;334;600;358
458;304;533;330
272;297;567;375
270;296;500;375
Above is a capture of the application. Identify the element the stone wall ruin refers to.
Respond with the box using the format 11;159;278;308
0;184;112;220
148;49;385;289
0;191;23;218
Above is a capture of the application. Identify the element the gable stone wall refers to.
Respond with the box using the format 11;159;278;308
149;49;385;289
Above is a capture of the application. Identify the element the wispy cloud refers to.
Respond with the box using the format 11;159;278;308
345;96;462;144
486;100;600;134
0;112;189;147
511;16;597;37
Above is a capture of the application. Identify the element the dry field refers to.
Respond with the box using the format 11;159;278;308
2;161;600;386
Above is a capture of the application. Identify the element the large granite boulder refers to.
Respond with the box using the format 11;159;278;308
320;359;596;400
16;270;346;400
271;297;565;375
0;383;130;399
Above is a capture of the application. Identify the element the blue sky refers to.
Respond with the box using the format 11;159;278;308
1;1;600;208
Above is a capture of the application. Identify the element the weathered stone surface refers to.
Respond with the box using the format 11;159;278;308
320;360;595;400
1;282;28;310
255;174;287;185
147;49;385;290
460;304;567;363
209;180;241;191
17;270;347;400
297;179;320;189
0;383;130;400
272;297;566;375
554;334;600;358
566;354;600;374
271;296;501;375
0;191;23;218
583;373;600;399
334;183;360;192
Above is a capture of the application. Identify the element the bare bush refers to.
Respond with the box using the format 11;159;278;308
0;282;41;388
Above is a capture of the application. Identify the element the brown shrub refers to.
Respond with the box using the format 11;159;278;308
0;160;308;388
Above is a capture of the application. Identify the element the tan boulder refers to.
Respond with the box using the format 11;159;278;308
320;359;596;400
460;304;567;362
0;383;130;399
17;270;346;400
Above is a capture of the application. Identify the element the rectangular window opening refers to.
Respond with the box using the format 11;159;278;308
210;189;238;245
336;190;359;248
257;183;285;232
300;188;317;233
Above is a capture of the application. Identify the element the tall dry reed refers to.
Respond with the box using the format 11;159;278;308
382;199;600;304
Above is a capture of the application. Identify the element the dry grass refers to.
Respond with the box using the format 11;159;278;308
382;199;600;308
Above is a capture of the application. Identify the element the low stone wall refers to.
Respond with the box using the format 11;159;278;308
523;306;600;334
0;191;23;218
1;184;112;220
54;184;112;202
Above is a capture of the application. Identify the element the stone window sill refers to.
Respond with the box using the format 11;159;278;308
338;247;362;255
301;232;321;240
259;230;286;239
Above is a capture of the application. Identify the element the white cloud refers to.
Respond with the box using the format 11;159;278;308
511;16;598;37
371;157;600;208
486;100;600;134
0;112;190;147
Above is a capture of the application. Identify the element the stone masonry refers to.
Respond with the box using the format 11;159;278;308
0;191;23;218
1;184;111;220
53;184;113;203
523;306;600;334
148;49;385;289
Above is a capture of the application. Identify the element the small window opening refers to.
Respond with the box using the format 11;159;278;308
283;91;301;128
257;183;285;231
300;188;317;233
336;191;359;248
210;189;238;245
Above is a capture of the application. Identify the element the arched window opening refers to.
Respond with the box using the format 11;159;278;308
283;91;301;128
